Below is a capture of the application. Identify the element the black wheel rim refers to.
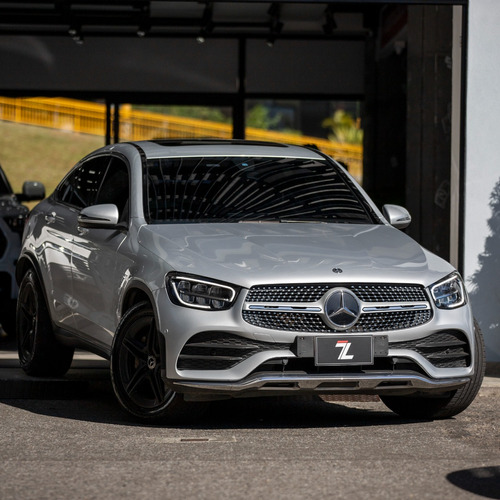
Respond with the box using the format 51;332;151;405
117;313;173;410
17;279;38;364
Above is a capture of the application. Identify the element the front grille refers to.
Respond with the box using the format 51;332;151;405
177;332;292;371
246;284;332;303
243;283;432;333
242;309;432;333
390;331;471;368
245;283;428;303
349;284;428;303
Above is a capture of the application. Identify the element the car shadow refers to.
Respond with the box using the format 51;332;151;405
0;379;429;430
447;466;500;499
1;340;437;429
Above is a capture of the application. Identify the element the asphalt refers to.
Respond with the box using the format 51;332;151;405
1;336;499;399
3;336;499;500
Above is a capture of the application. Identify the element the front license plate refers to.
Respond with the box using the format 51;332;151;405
315;336;374;366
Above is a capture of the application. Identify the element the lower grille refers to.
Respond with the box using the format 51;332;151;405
390;331;471;368
177;332;292;371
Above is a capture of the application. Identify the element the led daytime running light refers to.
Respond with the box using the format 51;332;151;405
169;275;237;310
430;274;466;309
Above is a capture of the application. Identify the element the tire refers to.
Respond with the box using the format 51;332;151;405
381;320;486;419
110;302;200;423
16;268;74;377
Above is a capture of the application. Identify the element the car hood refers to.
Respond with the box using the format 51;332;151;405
138;222;454;288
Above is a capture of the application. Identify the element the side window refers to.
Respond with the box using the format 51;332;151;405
56;156;110;209
95;157;130;222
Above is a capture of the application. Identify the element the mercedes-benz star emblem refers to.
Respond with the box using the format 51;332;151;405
324;288;361;330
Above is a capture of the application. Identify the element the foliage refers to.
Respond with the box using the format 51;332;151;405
133;105;231;123
246;104;283;130
322;109;363;145
133;103;300;133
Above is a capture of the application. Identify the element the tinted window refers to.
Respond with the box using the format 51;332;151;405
144;156;374;224
55;156;109;209
95;157;130;221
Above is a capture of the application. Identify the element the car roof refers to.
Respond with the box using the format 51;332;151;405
128;139;326;160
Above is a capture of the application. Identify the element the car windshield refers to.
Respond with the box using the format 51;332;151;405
144;156;375;224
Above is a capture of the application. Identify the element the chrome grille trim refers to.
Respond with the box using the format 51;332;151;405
362;303;429;313
247;305;322;313
242;309;432;333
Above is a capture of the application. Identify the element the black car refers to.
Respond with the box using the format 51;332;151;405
0;163;44;336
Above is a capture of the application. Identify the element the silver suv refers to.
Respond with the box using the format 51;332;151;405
16;140;485;422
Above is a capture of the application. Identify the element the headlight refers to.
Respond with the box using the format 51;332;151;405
167;273;239;311
430;273;467;309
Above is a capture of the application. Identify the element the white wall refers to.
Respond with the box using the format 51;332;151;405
465;0;500;361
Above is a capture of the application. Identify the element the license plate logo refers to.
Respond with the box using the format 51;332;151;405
315;336;373;366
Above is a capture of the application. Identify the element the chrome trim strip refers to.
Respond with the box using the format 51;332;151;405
171;373;469;393
361;303;430;313
246;304;322;313
244;301;430;314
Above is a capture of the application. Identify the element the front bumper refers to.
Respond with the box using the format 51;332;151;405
155;284;477;391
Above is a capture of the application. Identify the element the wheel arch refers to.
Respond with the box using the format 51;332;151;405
16;253;49;307
120;280;161;329
16;253;38;285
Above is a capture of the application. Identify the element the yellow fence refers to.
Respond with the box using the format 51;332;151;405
0;96;363;182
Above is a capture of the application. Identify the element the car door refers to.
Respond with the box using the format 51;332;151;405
70;156;129;351
42;155;110;335
35;197;78;331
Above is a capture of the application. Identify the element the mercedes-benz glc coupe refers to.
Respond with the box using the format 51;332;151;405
16;140;485;422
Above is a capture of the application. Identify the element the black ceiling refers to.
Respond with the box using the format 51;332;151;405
0;1;380;41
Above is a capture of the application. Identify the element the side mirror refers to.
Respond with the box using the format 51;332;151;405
78;204;119;229
17;181;45;201
382;204;412;229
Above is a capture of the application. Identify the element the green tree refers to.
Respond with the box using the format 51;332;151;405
246;104;282;130
322;109;363;144
133;105;231;123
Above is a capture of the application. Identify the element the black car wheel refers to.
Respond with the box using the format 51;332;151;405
17;268;74;376
111;301;198;423
381;320;486;419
